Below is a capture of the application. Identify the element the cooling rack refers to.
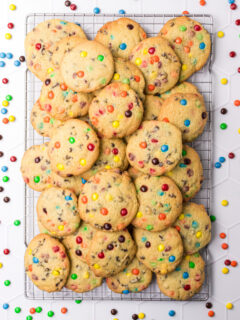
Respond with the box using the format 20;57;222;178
24;13;213;301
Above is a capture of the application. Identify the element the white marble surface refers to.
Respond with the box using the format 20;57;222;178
0;0;240;319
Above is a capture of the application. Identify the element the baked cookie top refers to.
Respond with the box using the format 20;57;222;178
81;138;128;180
159;16;211;81
129;37;181;95
126;121;182;176
106;257;152;294
89;83;143;138
25;19;87;81
86;229;136;277
37;187;80;237
50;172;84;196
79;170;138;231
158;93;207;142
166;145;204;202
31;99;63;137
21;142;52;192
48;119;100;177
95;17;147;59
61;40;114;93
156;252;205;300
133;227;183;274
40;70;93;121
24;234;70;292
174;202;211;254
160;81;200;100
132;175;182;232
143;95;163;121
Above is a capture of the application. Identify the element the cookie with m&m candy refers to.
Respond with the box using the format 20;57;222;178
78;170;138;231
40;70;93;121
160;81;200;100
158;93;207;142
133;227;183;274
174;202;211;254
106;257;152;294
132;175;183;232
126;121;182;176
129;37;181;95
48;119;100;177
156;253;205;300
50;171;84;196
30;99;63;137
95;17;147;59
25;19;87;81
142;95;164;121
20;142;52;192
61;40;114;93
159;16;211;81
165;145;204;202
89;83;143;138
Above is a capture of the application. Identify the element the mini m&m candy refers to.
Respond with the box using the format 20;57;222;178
217;31;224;38
9;4;16;10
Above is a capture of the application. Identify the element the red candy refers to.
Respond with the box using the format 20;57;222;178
44;104;52;112
159;213;166;220
230;3;237;10
224;259;231;266
112;148;118;155
52;246;60;252
120;208;128;216
87;143;95;151
70;3;77;10
98;252;105;259
148;47;155;55
236;19;240;26
35;43;42;50
3;249;10;255
76;236;82;244
221;243;228;250
162;184;169;191
2;78;9;84
132;268;140;275
184;284;191;291
194;25;202;31
229;51;236;58
10;156;17;162
228;152;235;159
7;22;14;29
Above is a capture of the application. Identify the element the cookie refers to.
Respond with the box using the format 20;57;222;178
160;81;200;100
51;172;83;196
95;18;147;59
159;16;211;81
158;93;207;142
48;119;100;177
24;234;70;292
37;187;80;237
37;218;50;235
132;175;182;232
89;83;144;138
30;99;63;137
126;121;182;176
133;227;183;274
51;36;85;69
61;40;114;93
78;170;138;231
174;202;211;254
156;252;205;300
63;229;102;293
81;138;128;180
62;222;96;263
129;37;181;95
165;145;203;202
86;229;136;277
143;95;163;121
106;257;152;294
127;166;143;181
39;70;93;121
25;19;87;81
21;142;52;192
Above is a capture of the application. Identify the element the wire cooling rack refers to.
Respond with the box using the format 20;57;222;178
24;13;213;301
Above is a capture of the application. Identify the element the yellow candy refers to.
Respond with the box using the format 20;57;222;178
47;67;54;74
182;64;187;71
179;214;185;220
113;73;120;80
137;212;143;218
112;120;119;128
5;33;12;40
226;302;233;310
167;171;173;177
106;194;113;201
185;255;190;260
9;115;15;122
84;272;89;279
222;267;229;274
80;159;86;166
9;4;16;10
138;313;145;319
58;225;64;231
46;184;52;188
52;269;60;276
217;31;224;38
113;318;118;320
126;272;131;277
221;78;228;85
105;165;111;169
68;111;73;117
196;231;202;238
0;262;2;269
28;249;32;255
2;100;9;107
221;200;228;206
89;214;94;218
92;193;99;201
117;114;123;120
150;71;157;79
57;163;64;171
80;51;87;57
188;53;192;58
135;58;142;66
158;244;164;252
113;155;120;162
238;128;240;134
143;48;148;54
94;263;100;269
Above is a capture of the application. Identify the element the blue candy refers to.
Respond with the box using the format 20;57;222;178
14;60;21;67
184;119;190;127
182;272;189;279
6;53;13;59
93;7;100;14
215;162;221;168
119;43;127;50
180;99;187;105
0;61;6;67
122;289;130;294
3;303;9;310
81;178;87;184
65;195;72;201
161;144;169;152
169;255;175;262
119;9;126;14
199;42;206;50
1;166;8;172
219;156;225;163
0;52;6;58
33;257;39;264
1;108;8;114
169;310;176;317
228;0;235;3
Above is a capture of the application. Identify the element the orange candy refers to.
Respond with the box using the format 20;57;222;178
60;83;68;91
175;225;180;232
208;310;214;317
54;141;60;148
100;208;108;216
139;141;147;149
184;46;190;53
77;70;84;78
221;243;228;250
154;55;159;62
61;307;68;314
43;116;50;123
162;117;169;122
2;118;9;124
132;268;140;275
148;84;155;91
158;213;166;220
234;100;240;106
231;260;238;267
121;91;127;97
48;91;54;99
200;0;206;5
91;117;98;125
107;105;114;113
72;95;78;102
182;10;189;14
175;37;182;44
219;232;226;239
134;75;140;82
81;196;88;204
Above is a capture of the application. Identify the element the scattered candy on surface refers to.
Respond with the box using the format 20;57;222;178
169;310;176;316
93;7;100;14
221;243;229;250
220;232;226;239
215;162;221;168
217;31;224;38
220;123;227;130
226;302;233;310
138;313;145;319
222;267;229;274
221;78;228;85
221;200;228;206
208;310;215;317
9;4;16;10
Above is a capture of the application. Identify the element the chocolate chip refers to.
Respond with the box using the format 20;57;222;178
45;79;51;86
19;56;25;62
43;208;47;214
152;158;159;165
128;153;135;161
65;0;71;6
104;223;112;230
127;24;134;30
3;197;10;203
206;302;212;309
111;309;118;315
145;241;151;248
118;235;125;243
0;187;4;192
125;110;132;117
184;158;191;165
132;314;138;320
202;112;207;119
75;249;82;256
107;244;114;250
140;185;148;192
0;151;4;157
220;108;227;114
34;157;41;163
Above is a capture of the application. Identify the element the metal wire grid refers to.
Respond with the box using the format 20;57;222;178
24;13;213;301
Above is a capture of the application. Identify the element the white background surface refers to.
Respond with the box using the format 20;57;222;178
0;0;240;319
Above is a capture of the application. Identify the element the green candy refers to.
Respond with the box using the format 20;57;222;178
14;220;21;226
69;137;75;144
6;95;13;101
34;176;40;183
179;25;187;31
75;299;82;304
2;176;9;182
182;149;187;156
47;311;54;317
15;307;21;313
189;261;195;268
71;273;78;280
35;307;42;313
97;55;104;61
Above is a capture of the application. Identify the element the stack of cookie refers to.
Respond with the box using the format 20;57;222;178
22;16;212;300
